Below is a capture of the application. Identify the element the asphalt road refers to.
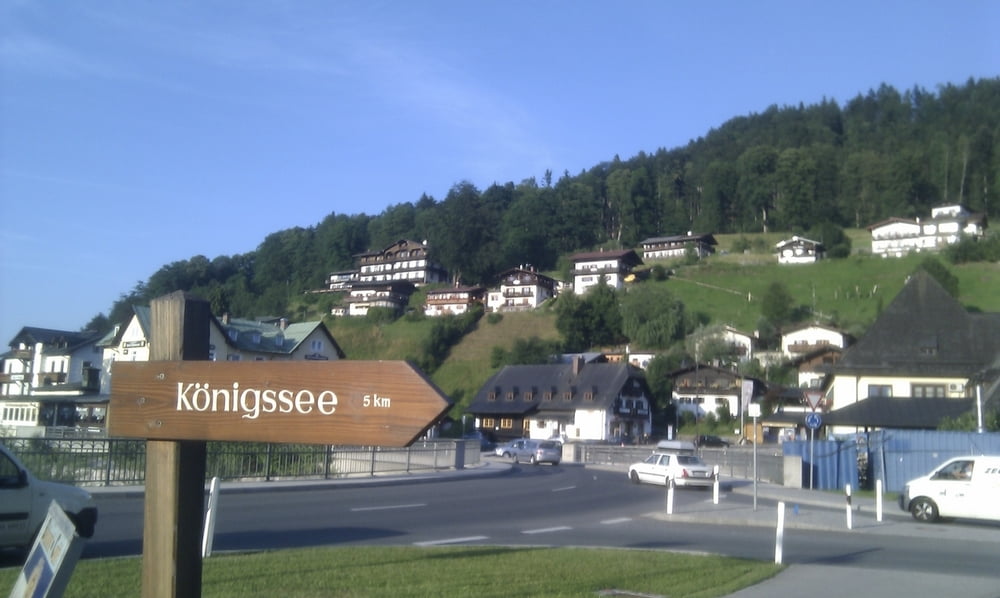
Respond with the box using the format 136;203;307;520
4;460;998;598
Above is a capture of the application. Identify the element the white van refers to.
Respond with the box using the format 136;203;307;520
899;455;1000;523
0;443;98;550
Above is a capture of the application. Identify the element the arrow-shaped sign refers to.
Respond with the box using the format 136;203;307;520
108;360;452;447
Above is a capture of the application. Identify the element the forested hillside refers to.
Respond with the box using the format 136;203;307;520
92;78;1000;331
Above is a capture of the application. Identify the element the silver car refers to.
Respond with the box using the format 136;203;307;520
627;451;714;487
494;439;561;465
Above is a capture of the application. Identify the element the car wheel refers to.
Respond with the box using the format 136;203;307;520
502;452;511;459
629;470;640;484
512;454;519;464
910;497;939;522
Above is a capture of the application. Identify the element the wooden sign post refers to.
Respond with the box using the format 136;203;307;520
108;291;452;598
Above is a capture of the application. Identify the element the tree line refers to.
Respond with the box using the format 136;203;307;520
87;77;1000;332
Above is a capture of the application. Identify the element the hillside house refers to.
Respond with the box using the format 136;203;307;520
639;233;717;261
868;204;987;258
570;249;643;295
467;358;653;444
775;236;824;264
354;239;448;286
424;285;485;317
781;324;852;360
340;281;416;317
486;267;559;312
822;270;1000;433
669;363;765;420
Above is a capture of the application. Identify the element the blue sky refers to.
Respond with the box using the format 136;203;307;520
1;1;997;345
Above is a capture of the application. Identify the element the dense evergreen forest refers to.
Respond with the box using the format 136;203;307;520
92;78;1000;331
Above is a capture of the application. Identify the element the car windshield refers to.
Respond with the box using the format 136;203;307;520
539;442;557;449
676;455;704;465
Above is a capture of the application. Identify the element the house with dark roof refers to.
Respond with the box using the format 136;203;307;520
775;235;824;264
424;285;485;317
354;239;448;286
466;358;653;443
486;267;559;312
669;363;766;420
639;232;717;261
824;270;1000;432
1;327;105;433
569;249;643;295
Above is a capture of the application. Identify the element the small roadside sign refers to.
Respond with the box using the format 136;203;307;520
804;390;823;411
805;412;822;430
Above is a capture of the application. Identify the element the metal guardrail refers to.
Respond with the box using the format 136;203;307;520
577;444;785;484
1;437;482;487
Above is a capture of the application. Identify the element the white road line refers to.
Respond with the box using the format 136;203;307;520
350;503;426;512
413;536;489;546
522;526;572;535
600;517;632;525
551;486;576;492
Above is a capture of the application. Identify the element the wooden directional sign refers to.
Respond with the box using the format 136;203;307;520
108;360;452;447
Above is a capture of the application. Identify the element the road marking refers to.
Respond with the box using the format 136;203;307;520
350;503;426;512
522;526;572;535
552;486;576;492
600;518;632;525
413;536;489;546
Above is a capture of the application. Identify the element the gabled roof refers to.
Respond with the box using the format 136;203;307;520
834;270;1000;378
467;362;648;416
867;216;919;231
569;249;643;266
5;327;102;355
221;318;346;358
774;235;823;249
824;397;976;429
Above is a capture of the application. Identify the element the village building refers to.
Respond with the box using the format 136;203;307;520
639;232;717;261
868;204;987;258
569;249;643;295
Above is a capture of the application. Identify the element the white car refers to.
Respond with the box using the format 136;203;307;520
1;443;98;550
628;451;715;488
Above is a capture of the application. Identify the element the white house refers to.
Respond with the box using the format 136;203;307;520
486;267;558;312
569;249;643;295
339;281;415;317
424;285;485;317
868;204;987;258
354;239;448;286
775;236;824;264
781;324;851;359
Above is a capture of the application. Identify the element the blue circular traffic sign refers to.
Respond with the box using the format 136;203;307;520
805;412;822;430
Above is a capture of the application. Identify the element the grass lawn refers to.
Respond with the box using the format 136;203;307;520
1;546;781;598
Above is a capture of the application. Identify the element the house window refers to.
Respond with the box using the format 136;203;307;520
499;418;514;430
584;392;594;401
543;391;553;401
311;340;323;352
487;392;497;401
481;418;495;429
524;391;534;401
867;384;892;398
563;392;572;401
505;391;515;401
227;354;241;361
911;384;946;398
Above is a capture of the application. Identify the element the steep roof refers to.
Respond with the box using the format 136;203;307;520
835;270;1000;378
467;361;648;416
569;249;643;266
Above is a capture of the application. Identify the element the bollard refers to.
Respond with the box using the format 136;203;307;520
845;483;853;530
876;479;883;522
712;465;720;505
202;476;221;558
665;476;675;515
774;501;785;564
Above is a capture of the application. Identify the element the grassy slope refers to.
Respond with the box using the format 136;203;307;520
323;230;1000;413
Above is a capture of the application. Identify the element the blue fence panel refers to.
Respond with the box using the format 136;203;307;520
783;439;858;490
867;429;1000;493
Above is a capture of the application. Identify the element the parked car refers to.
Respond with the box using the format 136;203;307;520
899;455;1000;523
494;439;560;465
0;443;98;550
695;435;730;448
627;451;715;487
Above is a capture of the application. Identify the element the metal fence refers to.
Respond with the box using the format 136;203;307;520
575;444;785;484
1;437;481;487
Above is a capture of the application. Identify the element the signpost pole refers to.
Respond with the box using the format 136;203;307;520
143;291;211;598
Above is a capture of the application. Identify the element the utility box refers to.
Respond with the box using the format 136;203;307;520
783;454;803;488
